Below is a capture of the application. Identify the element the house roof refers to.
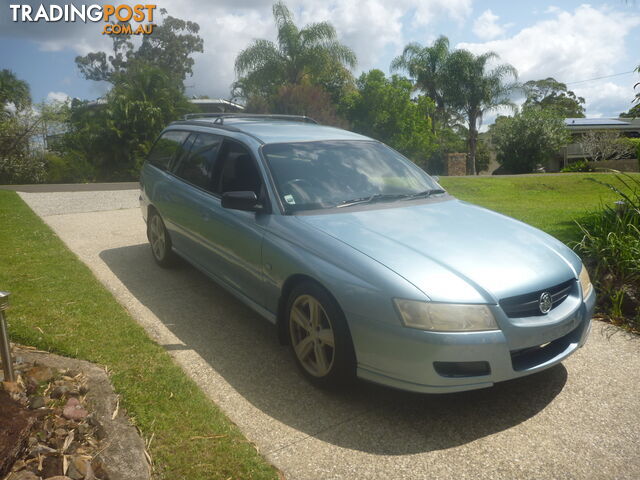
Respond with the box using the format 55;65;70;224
564;117;640;131
564;118;629;126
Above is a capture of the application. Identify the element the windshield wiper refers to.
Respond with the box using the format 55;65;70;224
401;188;446;200
336;193;407;208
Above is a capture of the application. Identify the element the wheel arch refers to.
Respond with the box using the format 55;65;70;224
276;274;348;346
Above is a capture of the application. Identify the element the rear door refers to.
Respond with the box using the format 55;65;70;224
143;129;191;245
166;132;223;265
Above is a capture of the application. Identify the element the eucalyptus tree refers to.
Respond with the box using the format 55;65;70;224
233;1;356;100
443;50;518;175
75;10;203;86
390;35;450;131
522;77;585;118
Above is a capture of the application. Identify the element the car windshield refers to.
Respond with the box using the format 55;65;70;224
262;140;443;212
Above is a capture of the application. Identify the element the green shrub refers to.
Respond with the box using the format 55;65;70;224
561;160;594;173
490;108;569;174
623;138;640;170
574;174;640;331
0;153;47;184
44;152;96;183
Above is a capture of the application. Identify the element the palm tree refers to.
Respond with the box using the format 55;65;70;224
443;50;518;175
0;69;31;115
390;36;450;131
233;1;356;99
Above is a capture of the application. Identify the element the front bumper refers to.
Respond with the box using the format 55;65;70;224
351;287;595;394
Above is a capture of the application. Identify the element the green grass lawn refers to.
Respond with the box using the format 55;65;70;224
0;190;278;480
440;173;640;243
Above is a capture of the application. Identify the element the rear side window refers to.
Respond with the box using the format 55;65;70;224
174;133;223;190
147;130;190;170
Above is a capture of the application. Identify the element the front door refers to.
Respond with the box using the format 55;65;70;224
171;136;267;307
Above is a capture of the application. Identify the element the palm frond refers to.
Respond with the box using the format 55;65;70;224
322;41;357;69
234;39;281;75
300;22;337;46
277;21;299;57
272;1;293;30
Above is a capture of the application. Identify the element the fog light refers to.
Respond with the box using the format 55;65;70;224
433;361;491;378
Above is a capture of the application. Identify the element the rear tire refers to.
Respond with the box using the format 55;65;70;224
286;282;356;388
147;210;176;268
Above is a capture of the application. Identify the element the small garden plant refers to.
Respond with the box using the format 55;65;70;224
574;173;640;332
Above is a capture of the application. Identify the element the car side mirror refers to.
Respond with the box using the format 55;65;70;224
432;175;440;182
221;191;262;212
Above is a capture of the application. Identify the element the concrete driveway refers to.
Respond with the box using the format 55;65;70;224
18;187;640;480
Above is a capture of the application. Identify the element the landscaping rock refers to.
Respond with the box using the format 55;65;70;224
8;471;39;480
28;396;45;410
67;455;95;480
25;365;55;384
51;385;70;399
2;381;21;394
91;460;109;480
40;456;63;478
63;397;88;421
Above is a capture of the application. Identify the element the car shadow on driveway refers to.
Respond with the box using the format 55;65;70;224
100;243;567;456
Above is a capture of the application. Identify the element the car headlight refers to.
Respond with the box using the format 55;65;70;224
394;299;499;332
579;264;593;299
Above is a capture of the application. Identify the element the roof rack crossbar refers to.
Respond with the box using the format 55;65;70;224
182;113;318;124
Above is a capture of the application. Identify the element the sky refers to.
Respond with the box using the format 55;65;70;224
1;0;639;123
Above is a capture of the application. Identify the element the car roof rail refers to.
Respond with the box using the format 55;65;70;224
182;113;318;124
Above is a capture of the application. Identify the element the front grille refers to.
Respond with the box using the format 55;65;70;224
499;279;575;318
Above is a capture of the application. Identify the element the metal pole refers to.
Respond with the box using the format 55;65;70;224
0;291;15;383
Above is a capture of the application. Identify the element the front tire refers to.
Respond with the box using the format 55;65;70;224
287;282;356;388
147;210;176;267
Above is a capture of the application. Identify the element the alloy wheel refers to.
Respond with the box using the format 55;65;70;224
289;294;336;377
149;214;167;261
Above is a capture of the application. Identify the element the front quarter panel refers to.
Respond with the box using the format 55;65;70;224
261;215;427;354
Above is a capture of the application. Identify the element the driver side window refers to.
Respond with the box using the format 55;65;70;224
213;141;263;196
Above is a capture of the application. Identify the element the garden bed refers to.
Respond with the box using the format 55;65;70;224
1;345;149;480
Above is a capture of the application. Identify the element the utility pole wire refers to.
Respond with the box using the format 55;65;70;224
565;70;636;85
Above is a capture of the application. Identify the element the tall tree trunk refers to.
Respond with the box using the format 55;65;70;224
468;114;478;175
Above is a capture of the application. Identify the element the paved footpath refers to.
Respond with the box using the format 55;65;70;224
16;187;640;480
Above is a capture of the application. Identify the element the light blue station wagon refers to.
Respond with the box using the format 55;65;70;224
140;114;595;393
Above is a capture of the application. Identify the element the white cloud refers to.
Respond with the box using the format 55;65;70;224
574;80;637;117
408;0;473;27
173;0;475;98
472;9;506;40
2;0;473;99
458;5;640;117
46;91;70;103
